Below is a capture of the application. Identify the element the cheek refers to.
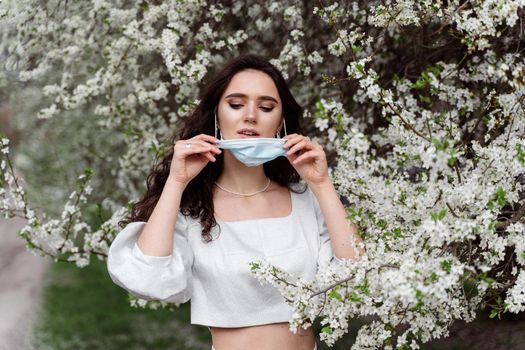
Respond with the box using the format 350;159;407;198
218;106;240;125
271;110;283;127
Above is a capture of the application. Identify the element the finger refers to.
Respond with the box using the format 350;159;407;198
193;152;215;163
292;151;318;165
282;133;299;142
182;140;221;154
283;134;310;149
193;148;216;162
283;135;301;149
175;139;209;150
188;136;220;151
312;141;322;150
283;133;298;140
176;140;218;157
186;142;216;161
196;137;222;153
205;153;216;162
286;140;310;156
192;133;220;145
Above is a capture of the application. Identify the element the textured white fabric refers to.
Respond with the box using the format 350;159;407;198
107;183;346;327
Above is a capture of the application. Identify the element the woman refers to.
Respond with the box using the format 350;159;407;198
107;54;365;350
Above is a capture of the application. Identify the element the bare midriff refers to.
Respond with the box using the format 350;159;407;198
209;322;316;350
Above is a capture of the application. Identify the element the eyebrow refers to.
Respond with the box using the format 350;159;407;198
225;93;279;104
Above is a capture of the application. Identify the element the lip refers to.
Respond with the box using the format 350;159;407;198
237;128;260;138
237;133;261;138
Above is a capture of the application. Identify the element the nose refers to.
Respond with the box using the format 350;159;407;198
243;102;257;124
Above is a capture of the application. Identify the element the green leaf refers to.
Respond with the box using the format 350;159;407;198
249;262;260;272
419;94;431;104
487;187;507;209
410;289;424;312
321;326;333;334
431;137;450;151
441;260;452;273
447;154;457;167
329;289;343;302
489;309;499;319
416;186;428;194
463;37;474;47
411;65;442;90
516;144;525;164
314;100;328;120
431;272;438;282
495;187;507;207
399;190;407;205
346;207;363;223
393;227;402;238
431;208;447;222
357;278;370;295
411;78;427;90
396;345;410;350
393;74;404;83
478;272;495;287
349;291;362;302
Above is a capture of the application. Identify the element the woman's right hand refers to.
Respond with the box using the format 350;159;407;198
168;134;222;187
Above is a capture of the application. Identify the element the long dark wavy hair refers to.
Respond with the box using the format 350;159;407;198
119;54;307;242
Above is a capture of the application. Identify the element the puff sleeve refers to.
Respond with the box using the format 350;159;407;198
308;187;346;268
107;211;193;304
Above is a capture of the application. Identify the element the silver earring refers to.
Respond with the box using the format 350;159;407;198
275;118;287;138
214;111;220;139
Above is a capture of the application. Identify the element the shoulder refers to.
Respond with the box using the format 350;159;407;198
289;181;312;196
289;181;309;194
289;181;317;207
176;210;201;231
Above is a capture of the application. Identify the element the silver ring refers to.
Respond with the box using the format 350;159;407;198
185;143;192;149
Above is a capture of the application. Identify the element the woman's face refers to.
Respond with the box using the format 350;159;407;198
217;69;283;139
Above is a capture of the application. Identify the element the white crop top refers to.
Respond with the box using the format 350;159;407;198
107;183;345;327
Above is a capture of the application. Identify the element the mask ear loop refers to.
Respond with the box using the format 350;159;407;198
214;109;223;140
214;111;218;139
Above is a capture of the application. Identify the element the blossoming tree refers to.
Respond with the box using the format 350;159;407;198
1;0;524;348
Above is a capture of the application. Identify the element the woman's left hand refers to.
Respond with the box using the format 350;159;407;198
282;134;330;185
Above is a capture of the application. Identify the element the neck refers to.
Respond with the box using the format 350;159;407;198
216;151;270;193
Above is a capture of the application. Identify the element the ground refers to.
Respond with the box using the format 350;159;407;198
0;217;50;350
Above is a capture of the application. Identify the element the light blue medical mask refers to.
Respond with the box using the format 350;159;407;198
214;112;288;167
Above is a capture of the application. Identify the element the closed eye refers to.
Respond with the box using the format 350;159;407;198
228;103;274;112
